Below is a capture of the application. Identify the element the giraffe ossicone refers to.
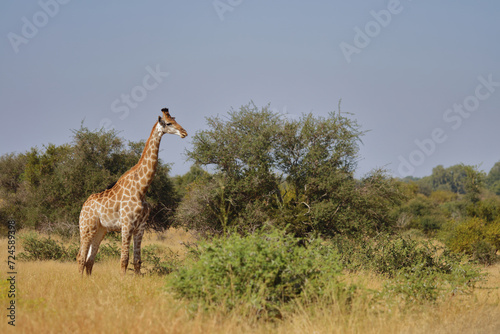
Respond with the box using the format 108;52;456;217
77;108;187;275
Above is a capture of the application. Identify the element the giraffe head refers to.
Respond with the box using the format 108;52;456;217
157;108;188;138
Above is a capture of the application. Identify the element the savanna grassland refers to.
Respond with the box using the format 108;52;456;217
3;105;500;333
1;229;500;334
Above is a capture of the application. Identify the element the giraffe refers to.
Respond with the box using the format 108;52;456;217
77;108;187;275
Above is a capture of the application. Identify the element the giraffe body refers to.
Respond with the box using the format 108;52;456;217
77;108;187;275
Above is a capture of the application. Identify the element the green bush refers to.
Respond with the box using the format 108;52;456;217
142;245;181;275
486;220;500;251
331;233;481;302
383;263;442;302
18;233;121;262
393;194;446;235
97;241;122;260
18;233;67;261
369;236;447;277
446;217;499;264
167;227;346;317
383;260;480;303
332;234;456;277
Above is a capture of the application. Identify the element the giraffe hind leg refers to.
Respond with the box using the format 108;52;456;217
78;216;102;276
78;239;91;275
84;227;107;275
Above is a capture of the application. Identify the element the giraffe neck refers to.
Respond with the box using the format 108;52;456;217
131;122;163;198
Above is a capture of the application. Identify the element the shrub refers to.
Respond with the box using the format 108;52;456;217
429;190;458;204
469;196;500;222
332;233;481;302
18;233;67;261
18;232;122;262
445;217;499;264
17;232;82;261
167;227;346;317
97;241;121;260
333;234;451;276
393;194;446;235
383;260;480;303
485;220;500;251
174;176;227;237
470;240;497;266
142;245;181;275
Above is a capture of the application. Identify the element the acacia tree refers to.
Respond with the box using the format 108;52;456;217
179;103;281;236
176;102;405;237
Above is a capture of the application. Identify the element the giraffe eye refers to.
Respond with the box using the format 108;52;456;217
166;123;172;126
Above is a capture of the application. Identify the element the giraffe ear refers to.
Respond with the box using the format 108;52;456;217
158;116;166;126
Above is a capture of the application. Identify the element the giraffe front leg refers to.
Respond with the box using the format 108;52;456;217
133;202;150;275
121;228;132;275
133;228;145;275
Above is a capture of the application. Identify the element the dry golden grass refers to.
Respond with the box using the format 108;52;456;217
1;229;500;334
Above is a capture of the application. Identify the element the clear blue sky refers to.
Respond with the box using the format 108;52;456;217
1;0;499;178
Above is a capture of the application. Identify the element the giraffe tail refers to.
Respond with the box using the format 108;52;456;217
86;245;93;261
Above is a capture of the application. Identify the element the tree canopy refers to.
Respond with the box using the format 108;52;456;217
176;102;405;237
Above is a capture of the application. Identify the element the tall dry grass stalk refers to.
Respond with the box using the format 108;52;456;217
1;229;499;333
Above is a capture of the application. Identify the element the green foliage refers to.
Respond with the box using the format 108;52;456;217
167;227;346;317
180;102;405;238
487;161;500;195
97;241;122;260
309;169;407;236
445;217;500;265
465;196;500;222
18;233;121;262
486;221;500;251
331;234;481;302
446;218;484;255
412;164;485;198
142;245;181;275
0;153;26;194
332;234;449;276
173;164;209;199
398;165;500;246
168;230;481;315
174;175;226;237
429;190;458;204
383;260;480;303
0;153;26;231
18;232;68;261
144;161;180;231
393;194;446;235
